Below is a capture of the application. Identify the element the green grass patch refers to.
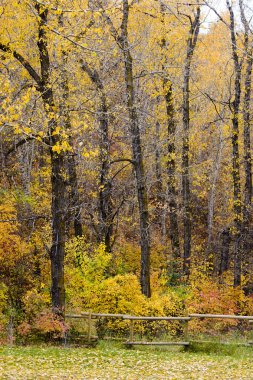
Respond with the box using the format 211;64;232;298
0;341;252;379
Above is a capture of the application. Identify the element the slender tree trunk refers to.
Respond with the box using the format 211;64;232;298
154;122;163;196
242;48;253;266
226;0;243;287
239;0;253;264
60;50;83;238
154;122;167;241
121;0;151;297
68;149;83;237
219;227;231;276
207;124;223;251
50;149;66;312
95;0;151;295
80;60;113;252
182;7;200;276
242;50;253;228
125;52;151;296
154;121;163;224
165;83;181;276
98;93;113;252
160;2;181;275
36;4;67;312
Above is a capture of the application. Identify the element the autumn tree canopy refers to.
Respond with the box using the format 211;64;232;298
1;0;253;329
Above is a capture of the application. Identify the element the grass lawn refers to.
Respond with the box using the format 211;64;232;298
0;341;253;379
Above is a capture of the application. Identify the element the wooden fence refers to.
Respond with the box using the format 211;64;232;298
65;312;253;347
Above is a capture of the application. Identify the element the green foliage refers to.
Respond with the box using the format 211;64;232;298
188;341;239;356
65;238;111;310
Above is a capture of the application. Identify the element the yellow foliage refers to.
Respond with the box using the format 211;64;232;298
22;289;51;321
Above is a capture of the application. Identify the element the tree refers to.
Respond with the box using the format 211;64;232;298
181;3;201;276
160;1;181;280
0;2;67;313
239;0;253;267
96;0;151;296
226;0;243;287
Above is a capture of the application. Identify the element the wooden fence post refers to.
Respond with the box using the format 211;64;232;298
184;319;189;341
87;310;92;343
8;314;14;346
129;319;134;342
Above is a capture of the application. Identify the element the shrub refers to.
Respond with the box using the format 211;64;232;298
186;273;245;334
0;283;8;343
17;310;69;343
66;271;186;339
65;239;111;311
22;289;51;321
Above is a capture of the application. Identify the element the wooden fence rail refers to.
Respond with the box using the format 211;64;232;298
122;316;190;321
189;313;253;320
65;312;253;347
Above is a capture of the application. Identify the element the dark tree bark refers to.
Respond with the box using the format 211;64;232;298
0;4;68;314
181;7;200;276
60;50;83;238
160;2;181;277
154;122;163;196
227;0;243;287
80;60;113;253
207;124;223;253
165;82;181;278
49;147;66;313
120;0;151;297
97;0;151;296
239;0;253;261
67;149;83;237
219;227;231;276
242;48;253;224
98;93;113;252
153;121;167;240
36;3;67;312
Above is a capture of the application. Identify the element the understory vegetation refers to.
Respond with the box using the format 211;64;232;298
1;240;253;343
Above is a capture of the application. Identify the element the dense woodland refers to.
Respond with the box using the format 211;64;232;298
1;0;253;340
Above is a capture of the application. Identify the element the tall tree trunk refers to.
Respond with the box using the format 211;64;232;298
121;0;151;296
95;1;151;295
219;227;231;276
165;82;181;278
98;92;113;252
154;121;167;241
36;4;67;312
68;148;83;237
125;49;151;296
160;2;181;276
242;50;253;237
182;7;200;276
80;60;113;252
60;50;83;238
239;0;253;265
207;124;223;252
227;0;243;287
49;148;66;312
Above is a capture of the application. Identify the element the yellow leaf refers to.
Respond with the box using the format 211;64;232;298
52;144;61;154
